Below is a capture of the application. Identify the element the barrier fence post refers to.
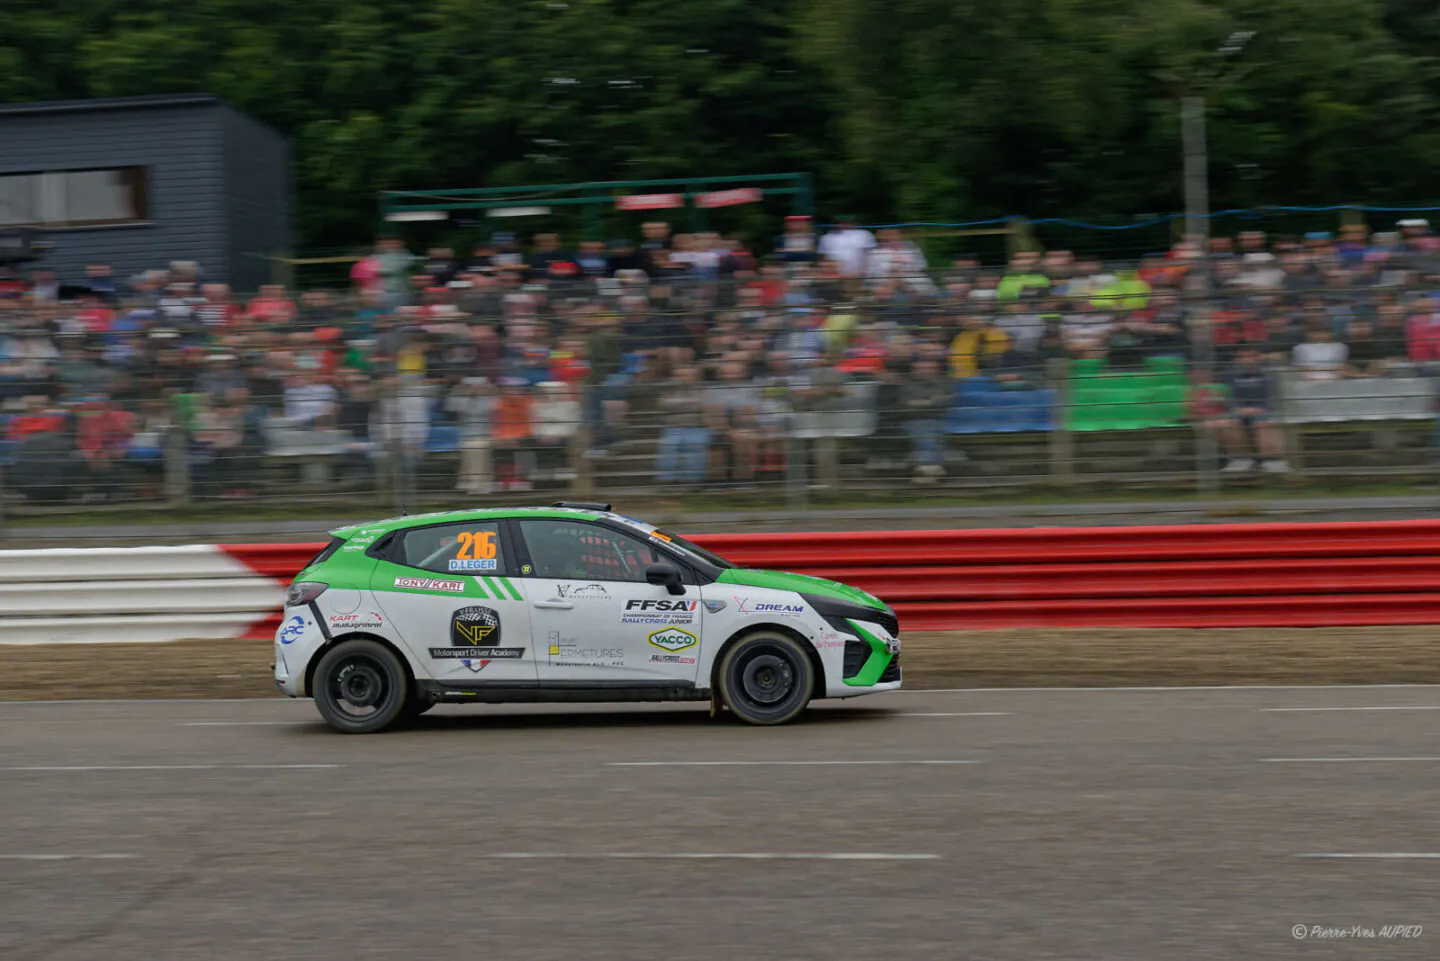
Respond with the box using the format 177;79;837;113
1047;358;1075;486
164;423;191;508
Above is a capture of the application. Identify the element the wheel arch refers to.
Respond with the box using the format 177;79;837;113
303;631;417;698
710;622;826;696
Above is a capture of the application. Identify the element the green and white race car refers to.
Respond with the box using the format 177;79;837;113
276;502;901;733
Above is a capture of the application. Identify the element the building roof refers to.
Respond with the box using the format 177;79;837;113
0;93;221;118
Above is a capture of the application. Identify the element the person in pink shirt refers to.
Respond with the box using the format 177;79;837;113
1405;306;1440;362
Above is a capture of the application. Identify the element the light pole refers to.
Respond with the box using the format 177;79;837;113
1177;30;1255;497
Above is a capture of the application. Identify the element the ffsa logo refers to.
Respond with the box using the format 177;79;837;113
625;599;699;611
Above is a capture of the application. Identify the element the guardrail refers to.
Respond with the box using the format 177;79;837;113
2;520;1438;643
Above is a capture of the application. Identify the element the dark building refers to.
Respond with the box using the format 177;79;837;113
0;93;289;292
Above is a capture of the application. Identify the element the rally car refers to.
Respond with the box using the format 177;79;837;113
275;502;901;733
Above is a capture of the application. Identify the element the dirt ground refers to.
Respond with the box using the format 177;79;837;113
1;626;1436;700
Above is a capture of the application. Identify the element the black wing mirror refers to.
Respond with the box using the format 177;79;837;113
645;562;686;596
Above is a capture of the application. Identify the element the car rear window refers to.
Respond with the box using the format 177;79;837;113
307;537;343;568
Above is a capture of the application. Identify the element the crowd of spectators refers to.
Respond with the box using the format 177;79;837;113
5;214;1440;503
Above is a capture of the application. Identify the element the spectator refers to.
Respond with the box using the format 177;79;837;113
775;215;818;267
1219;347;1288;473
948;314;1010;378
818;216;877;280
375;237;417;307
655;365;711;484
705;354;761;486
281;372;338;428
492;378;535;491
1291;324;1349;380
445;376;495;495
900;353;952;482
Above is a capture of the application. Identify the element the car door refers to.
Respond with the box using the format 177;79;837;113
512;518;702;684
368;520;535;685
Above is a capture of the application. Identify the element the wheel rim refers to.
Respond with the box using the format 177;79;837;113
327;654;393;720
741;653;793;705
730;642;804;717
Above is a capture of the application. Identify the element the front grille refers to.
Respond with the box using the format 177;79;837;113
879;653;901;683
842;640;869;678
871;608;899;637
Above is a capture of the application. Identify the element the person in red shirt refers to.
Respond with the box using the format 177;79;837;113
6;396;67;441
245;285;298;326
74;294;115;335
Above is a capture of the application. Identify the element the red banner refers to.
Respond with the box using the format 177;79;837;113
695;187;763;209
614;193;684;211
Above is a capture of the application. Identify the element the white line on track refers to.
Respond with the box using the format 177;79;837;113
0;854;137;861
475;852;939;861
608;760;977;767
5;764;343;772
1298;853;1440;860
1260;757;1440;764
888;684;1440;693
894;712;1010;717
1264;706;1440;713
176;721;309;727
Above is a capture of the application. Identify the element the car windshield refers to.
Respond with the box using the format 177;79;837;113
654;529;735;570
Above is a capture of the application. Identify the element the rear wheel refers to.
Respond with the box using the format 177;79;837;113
313;640;409;734
717;631;814;725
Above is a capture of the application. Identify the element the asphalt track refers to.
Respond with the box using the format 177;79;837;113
2;688;1437;960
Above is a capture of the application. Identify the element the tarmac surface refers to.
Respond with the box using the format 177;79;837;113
2;687;1438;959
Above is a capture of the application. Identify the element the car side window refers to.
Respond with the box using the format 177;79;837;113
517;519;667;582
397;521;506;576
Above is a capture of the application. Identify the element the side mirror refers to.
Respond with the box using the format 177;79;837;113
645;562;686;596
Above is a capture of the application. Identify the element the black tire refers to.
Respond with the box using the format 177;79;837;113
716;631;814;725
313;640;410;734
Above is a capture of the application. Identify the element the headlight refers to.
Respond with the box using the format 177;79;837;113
799;593;896;636
286;581;328;607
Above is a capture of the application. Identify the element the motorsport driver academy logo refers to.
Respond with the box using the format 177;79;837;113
431;606;524;672
621;598;698;625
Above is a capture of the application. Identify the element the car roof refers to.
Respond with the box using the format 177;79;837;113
329;506;624;539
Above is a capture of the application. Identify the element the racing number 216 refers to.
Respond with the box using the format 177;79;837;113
456;530;497;561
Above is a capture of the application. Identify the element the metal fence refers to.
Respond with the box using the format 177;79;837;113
5;243;1440;529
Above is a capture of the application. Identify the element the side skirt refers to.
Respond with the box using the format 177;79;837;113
417;679;710;705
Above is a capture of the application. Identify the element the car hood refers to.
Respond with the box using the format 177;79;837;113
716;568;887;610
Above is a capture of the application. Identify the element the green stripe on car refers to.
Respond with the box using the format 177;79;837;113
842;618;894;686
498;577;522;600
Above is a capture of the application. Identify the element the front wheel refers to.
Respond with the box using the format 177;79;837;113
716;632;814;725
313;640;409;734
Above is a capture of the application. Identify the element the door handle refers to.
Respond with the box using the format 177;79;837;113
533;601;574;610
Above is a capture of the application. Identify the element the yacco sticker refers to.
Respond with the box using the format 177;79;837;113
277;615;306;645
449;558;498;572
394;576;466;593
648;627;698;653
735;597;805;617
